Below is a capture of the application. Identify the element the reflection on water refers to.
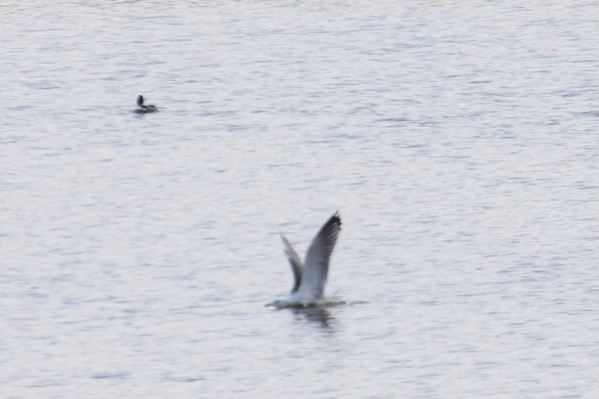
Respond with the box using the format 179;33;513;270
291;307;335;329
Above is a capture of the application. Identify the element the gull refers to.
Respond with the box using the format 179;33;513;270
271;212;342;308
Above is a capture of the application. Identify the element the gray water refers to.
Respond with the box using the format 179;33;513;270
1;1;598;398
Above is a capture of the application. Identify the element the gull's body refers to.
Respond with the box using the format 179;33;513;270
271;212;342;308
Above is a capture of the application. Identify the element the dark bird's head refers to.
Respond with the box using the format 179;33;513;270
137;95;144;107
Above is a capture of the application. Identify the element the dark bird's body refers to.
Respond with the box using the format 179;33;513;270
134;95;158;114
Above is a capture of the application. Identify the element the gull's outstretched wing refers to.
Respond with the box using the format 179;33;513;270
280;234;303;293
299;212;342;299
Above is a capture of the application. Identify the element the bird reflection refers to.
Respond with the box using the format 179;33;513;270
291;306;335;329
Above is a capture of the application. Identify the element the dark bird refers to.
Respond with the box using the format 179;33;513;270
134;95;158;114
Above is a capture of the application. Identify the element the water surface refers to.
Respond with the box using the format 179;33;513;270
1;1;598;398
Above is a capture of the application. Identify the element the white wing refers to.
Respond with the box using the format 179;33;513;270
297;212;341;299
280;234;303;293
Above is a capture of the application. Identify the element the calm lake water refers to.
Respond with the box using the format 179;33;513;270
1;1;598;398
